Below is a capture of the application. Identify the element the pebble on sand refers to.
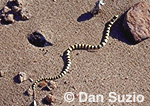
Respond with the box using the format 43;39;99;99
0;0;31;24
2;6;11;13
9;0;23;6
19;8;31;20
48;81;57;89
26;88;33;96
12;6;22;13
0;71;5;77
18;72;27;82
44;94;56;103
4;14;15;23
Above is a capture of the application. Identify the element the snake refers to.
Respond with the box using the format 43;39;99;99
32;15;119;106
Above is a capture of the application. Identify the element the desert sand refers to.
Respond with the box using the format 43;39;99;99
0;0;150;106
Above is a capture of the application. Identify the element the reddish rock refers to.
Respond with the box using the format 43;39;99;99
38;81;47;88
123;2;150;43
44;94;56;103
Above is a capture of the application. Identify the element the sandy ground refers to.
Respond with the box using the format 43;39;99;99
0;0;150;106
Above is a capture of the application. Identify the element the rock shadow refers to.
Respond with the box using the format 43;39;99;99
13;74;20;84
77;11;93;22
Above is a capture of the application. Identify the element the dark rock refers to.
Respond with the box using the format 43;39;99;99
44;94;56;103
123;2;150;43
27;31;52;47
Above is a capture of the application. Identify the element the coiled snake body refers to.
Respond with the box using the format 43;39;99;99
32;15;119;105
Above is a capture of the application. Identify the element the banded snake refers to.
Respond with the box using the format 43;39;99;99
32;15;119;106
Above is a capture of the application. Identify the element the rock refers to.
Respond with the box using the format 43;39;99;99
48;81;57;89
44;94;56;103
26;88;33;96
90;0;105;15
0;71;5;77
4;14;15;23
7;0;19;8
9;0;24;6
27;31;52;47
0;0;31;24
123;2;150;43
0;13;5;17
12;6;22;13
2;6;11;13
15;0;24;6
18;72;27;82
19;8;31;20
38;81;47;88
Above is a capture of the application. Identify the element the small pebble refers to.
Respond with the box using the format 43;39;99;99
64;81;67;84
26;88;33;96
1;13;5;17
0;71;5;77
19;8;31;20
44;94;56;103
8;0;23;6
48;81;57;89
12;6;22;13
38;81;47;88
15;0;24;6
53;0;56;2
74;93;79;98
4;14;15;23
2;6;11;13
18;72;27;82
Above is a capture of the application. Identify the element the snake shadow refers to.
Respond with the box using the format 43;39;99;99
101;13;136;45
60;51;68;74
77;11;93;22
